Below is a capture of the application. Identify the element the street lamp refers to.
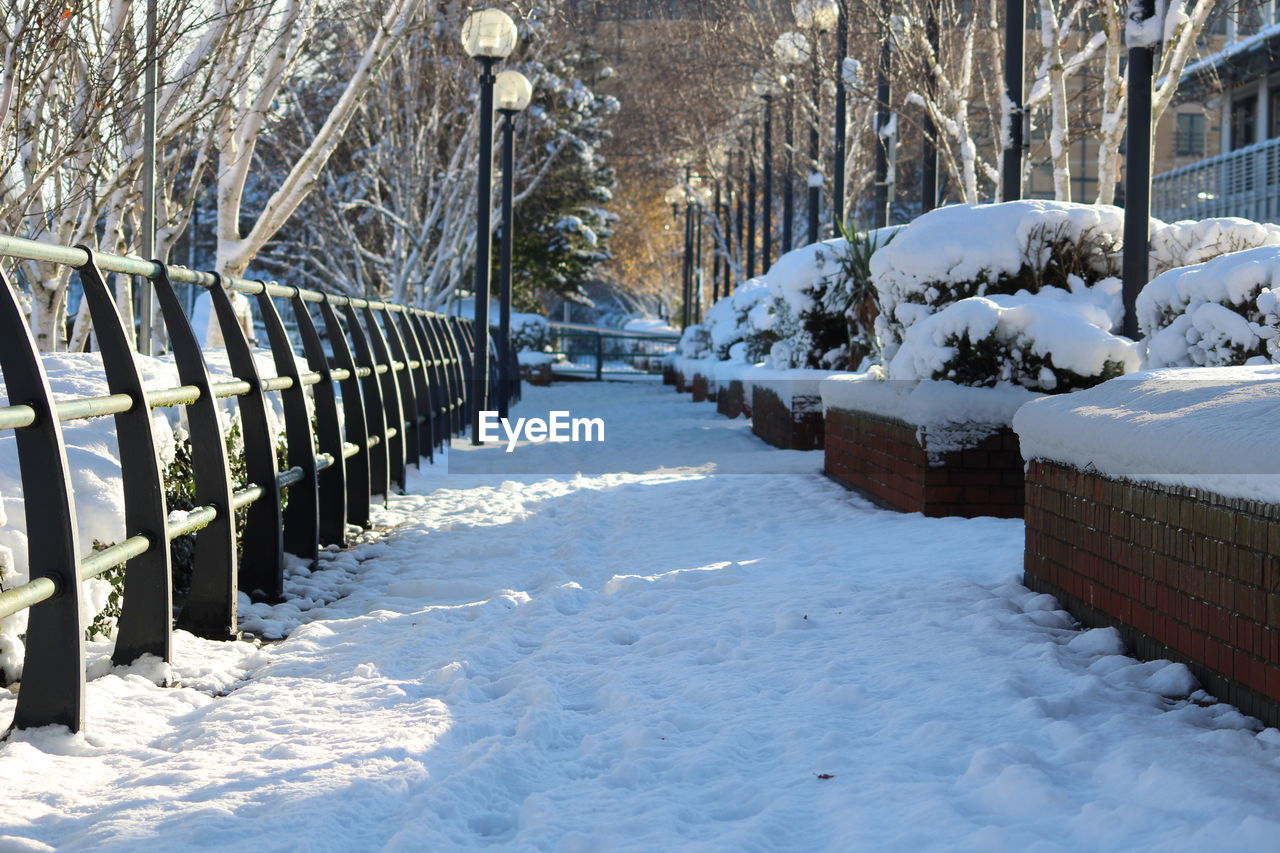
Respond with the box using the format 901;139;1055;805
774;31;808;255
793;0;838;245
1121;0;1159;339
494;68;532;420
461;8;518;444
752;72;779;271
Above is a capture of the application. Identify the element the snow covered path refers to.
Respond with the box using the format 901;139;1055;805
2;381;1280;852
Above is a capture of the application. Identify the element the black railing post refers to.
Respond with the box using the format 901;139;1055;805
291;293;348;547
380;310;421;470
153;266;238;640
320;299;372;529
397;312;435;461
207;276;284;602
0;270;85;733
362;305;406;490
595;333;604;381
342;302;390;502
75;253;172;667
256;286;319;564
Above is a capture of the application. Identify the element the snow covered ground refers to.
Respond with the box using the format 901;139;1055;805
2;382;1280;851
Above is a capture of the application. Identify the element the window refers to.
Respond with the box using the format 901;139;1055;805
1232;96;1257;150
1175;113;1206;157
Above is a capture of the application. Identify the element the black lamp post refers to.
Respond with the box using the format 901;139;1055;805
494;69;532;421
1001;0;1025;201
462;9;518;444
833;0;849;232
747;130;758;279
1122;0;1158;339
922;0;940;213
753;72;777;272
794;1;838;245
873;6;892;229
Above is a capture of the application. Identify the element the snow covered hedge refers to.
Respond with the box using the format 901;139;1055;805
872;201;1138;393
1141;244;1280;369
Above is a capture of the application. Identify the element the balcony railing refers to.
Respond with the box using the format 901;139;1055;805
1152;135;1280;225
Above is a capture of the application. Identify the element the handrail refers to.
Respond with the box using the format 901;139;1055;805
0;233;511;734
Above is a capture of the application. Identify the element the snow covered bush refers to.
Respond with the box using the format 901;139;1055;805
871;201;1132;393
824;226;899;369
1149;218;1280;278
510;312;551;354
678;324;712;359
760;238;849;370
702;279;772;362
886;291;1139;391
1140;246;1280;368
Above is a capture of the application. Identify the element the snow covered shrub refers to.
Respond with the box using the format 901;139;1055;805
761;238;851;370
871;201;1125;365
867;201;1138;392
1149;218;1280;278
678;324;712;359
509;312;550;353
1140;246;1280;368
886;292;1139;391
703;279;772;361
825;226;899;369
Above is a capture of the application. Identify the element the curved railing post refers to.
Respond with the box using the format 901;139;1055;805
414;313;452;452
152;265;238;640
438;316;469;438
399;312;436;461
256;286;318;563
342;302;390;502
292;294;347;546
75;252;172;668
320;299;371;529
381;310;422;467
0;271;85;733
207;276;284;602
361;305;406;491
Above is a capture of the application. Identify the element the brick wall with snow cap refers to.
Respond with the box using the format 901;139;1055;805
1014;365;1280;726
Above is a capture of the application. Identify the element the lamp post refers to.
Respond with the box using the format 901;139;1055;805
1122;0;1158;339
873;3;892;229
747;129;758;279
922;0;940;213
794;1;838;245
752;73;777;271
139;0;157;355
775;32;807;255
833;0;849;232
462;9;518;444
1001;0;1026;201
494;69;532;421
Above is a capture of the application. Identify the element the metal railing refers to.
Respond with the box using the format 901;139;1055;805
1152;135;1280;225
0;235;514;734
546;322;680;380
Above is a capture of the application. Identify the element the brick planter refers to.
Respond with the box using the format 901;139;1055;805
520;362;552;386
691;373;713;403
675;370;689;393
716;379;747;419
824;408;1023;518
751;386;824;450
1024;460;1280;726
663;365;677;386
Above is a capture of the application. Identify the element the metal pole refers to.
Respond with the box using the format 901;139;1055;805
834;0;848;232
139;0;157;355
1001;0;1025;201
747;131;758;279
1122;0;1157;340
682;198;693;328
762;96;774;271
498;109;517;420
922;0;940;213
735;150;746;285
713;181;722;302
808;34;821;245
874;5;891;229
470;57;498;445
782;82;795;254
694;205;704;323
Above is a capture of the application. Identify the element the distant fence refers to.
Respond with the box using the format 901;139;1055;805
1152;135;1280;225
0;235;510;734
546;322;679;380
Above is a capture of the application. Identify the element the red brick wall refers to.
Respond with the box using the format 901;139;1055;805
717;380;747;419
1025;460;1280;727
691;374;712;403
663;365;677;386
824;408;1023;518
751;387;824;450
675;371;689;393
